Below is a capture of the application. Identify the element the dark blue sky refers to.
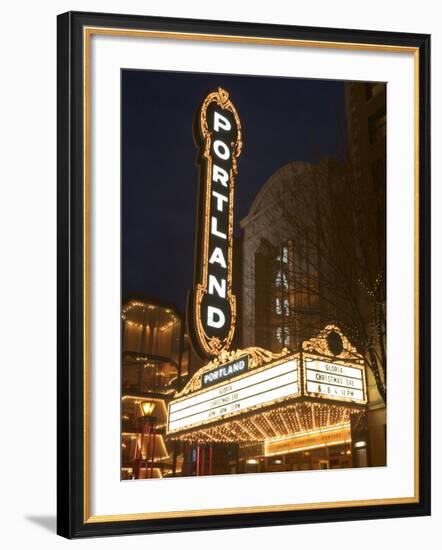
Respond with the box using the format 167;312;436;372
122;69;348;312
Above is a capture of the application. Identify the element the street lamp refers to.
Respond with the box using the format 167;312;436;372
133;401;158;480
141;401;156;417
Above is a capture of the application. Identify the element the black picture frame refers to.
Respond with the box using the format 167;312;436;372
57;11;431;539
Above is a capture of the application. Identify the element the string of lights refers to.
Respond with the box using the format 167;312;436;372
169;402;361;444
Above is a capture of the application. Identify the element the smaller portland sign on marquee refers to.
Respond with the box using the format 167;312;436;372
202;355;249;388
188;88;242;358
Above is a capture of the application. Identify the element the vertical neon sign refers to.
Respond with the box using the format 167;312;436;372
188;88;242;358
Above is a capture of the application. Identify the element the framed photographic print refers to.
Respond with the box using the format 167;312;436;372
57;11;431;538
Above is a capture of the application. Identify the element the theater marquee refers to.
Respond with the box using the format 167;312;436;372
168;354;299;434
188;87;242;358
167;326;367;438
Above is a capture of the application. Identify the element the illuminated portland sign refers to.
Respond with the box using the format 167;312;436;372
188;87;242;358
202;355;249;388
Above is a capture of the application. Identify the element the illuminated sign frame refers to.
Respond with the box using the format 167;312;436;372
264;425;352;456
168;354;299;435
301;325;367;405
188;87;242;358
302;355;367;405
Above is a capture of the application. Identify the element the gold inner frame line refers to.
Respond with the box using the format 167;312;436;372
82;26;420;524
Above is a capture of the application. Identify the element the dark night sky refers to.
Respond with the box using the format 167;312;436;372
122;69;348;312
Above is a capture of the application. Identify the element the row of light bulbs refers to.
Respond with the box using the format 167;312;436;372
171;402;360;444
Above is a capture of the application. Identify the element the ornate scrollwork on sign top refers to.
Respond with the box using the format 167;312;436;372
302;324;363;364
176;346;289;397
200;87;243;174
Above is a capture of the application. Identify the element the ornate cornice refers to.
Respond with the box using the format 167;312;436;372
302;324;363;364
